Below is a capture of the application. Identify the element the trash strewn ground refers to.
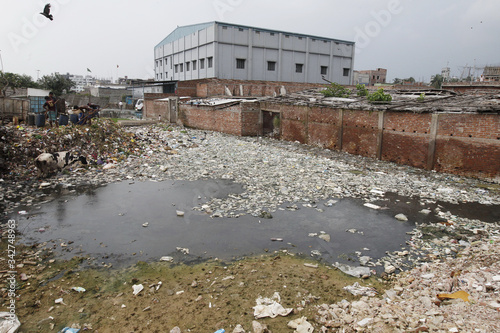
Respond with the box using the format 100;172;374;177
0;121;499;332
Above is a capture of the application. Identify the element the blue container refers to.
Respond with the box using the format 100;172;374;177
36;114;45;127
59;114;69;126
70;114;79;124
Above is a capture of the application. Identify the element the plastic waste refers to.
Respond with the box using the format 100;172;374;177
214;330;225;333
59;328;80;333
253;292;293;319
71;287;86;293
132;284;144;295
0;312;21;333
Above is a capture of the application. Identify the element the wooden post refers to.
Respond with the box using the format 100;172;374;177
376;110;385;160
338;109;344;151
427;113;439;170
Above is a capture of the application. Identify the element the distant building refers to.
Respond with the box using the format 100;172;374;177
62;73;96;92
482;66;500;82
355;68;387;86
154;21;355;85
353;71;370;86
441;67;451;81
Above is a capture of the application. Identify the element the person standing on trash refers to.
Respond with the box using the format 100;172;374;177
43;96;58;128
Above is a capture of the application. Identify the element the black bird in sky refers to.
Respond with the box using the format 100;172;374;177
40;3;53;21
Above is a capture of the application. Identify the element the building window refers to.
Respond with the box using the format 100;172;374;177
296;64;303;73
222;26;228;30
180;63;183;72
267;61;276;71
344;68;350;76
270;32;275;36
236;58;246;69
321;66;328;75
312;38;316;42
200;58;205;69
165;72;168;78
156;74;158;79
239;28;244;32
164;58;168;65
156;60;158;67
186;62;190;71
298;37;303;40
255;31;260;35
175;64;178;73
160;73;163;79
285;35;290;38
159;60;163;66
207;57;213;68
376;75;379;80
192;60;197;70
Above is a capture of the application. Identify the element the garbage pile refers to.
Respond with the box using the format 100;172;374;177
315;235;500;332
0;119;140;181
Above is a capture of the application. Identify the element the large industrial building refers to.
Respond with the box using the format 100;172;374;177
154;22;355;85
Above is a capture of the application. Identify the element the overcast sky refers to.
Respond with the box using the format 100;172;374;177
1;0;499;83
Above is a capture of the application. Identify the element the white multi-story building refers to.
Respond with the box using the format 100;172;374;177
67;74;96;92
154;22;355;84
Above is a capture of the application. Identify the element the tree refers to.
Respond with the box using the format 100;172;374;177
0;72;39;96
38;73;75;96
430;74;444;89
393;78;402;85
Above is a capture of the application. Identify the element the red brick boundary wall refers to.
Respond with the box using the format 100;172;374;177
260;102;500;182
179;101;261;136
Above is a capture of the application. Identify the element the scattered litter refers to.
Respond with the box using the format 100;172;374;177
334;262;371;278
271;238;283;241
176;210;185;217
287;316;314;333
59;328;80;333
55;298;66;305
20;273;28;281
394;213;408;221
142;222;149;227
363;203;381;210
310;250;322;257
436;290;470;302
71;287;86;293
132;284;144;296
160;256;174;262
0;312;21;333
18;210;28;215
318;233;331;242
343;282;378;296
232;324;245;333
214;330;225;333
176;247;189;254
304;263;319;269
253;292;293;319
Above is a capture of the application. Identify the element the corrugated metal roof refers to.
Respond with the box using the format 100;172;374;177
155;21;355;49
155;22;215;48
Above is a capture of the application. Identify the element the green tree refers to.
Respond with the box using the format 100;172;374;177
430;74;444;89
0;72;39;95
38;73;75;96
393;78;402;85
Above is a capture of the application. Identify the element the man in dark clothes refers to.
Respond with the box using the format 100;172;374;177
43;96;58;128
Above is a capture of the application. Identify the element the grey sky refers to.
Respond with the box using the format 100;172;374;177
1;0;499;83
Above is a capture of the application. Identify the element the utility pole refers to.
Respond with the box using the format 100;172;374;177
36;70;41;80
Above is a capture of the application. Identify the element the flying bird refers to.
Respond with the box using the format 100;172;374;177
40;3;53;21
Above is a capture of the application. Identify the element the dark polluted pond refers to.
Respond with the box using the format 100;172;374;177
12;179;488;268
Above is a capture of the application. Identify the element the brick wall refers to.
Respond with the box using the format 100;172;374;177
179;101;261;136
274;102;500;181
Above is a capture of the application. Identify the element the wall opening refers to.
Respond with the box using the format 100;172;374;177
262;111;280;137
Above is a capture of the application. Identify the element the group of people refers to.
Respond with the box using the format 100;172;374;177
42;91;101;127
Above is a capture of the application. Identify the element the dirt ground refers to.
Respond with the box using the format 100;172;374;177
1;243;390;333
